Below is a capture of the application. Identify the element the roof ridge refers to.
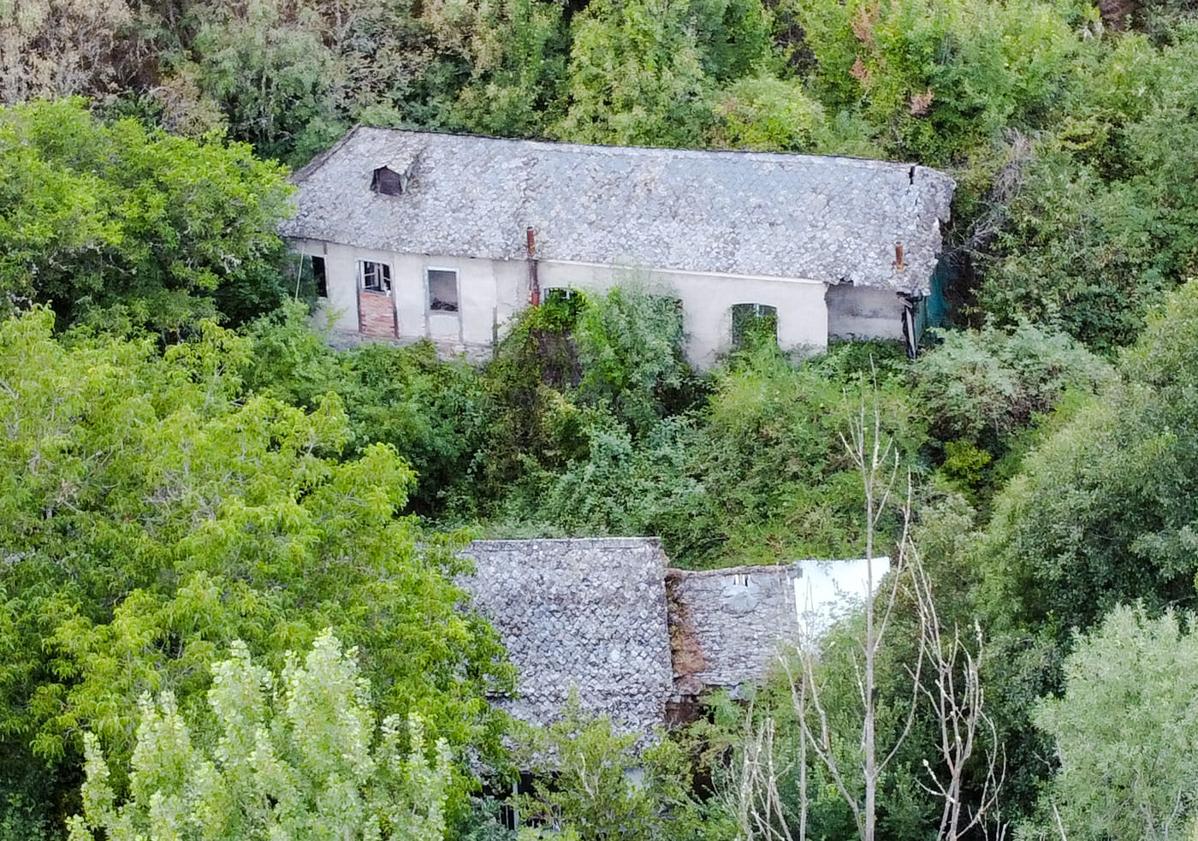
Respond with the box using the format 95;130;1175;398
351;124;945;176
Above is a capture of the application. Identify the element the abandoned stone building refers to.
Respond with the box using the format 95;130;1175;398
460;538;888;738
282;127;957;366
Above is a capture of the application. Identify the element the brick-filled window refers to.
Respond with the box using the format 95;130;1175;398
427;268;459;312
361;260;391;293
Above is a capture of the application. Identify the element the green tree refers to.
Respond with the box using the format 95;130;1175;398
187;0;341;162
451;0;569;137
554;0;713;146
1025;605;1198;840
511;694;725;841
970;281;1198;817
979;281;1198;636
0;309;507;822
912;322;1111;499
66;631;452;840
785;0;1086;164
574;285;693;436
977;29;1198;350
0;99;293;332
244;303;492;515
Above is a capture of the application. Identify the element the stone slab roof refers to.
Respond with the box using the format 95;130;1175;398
666;558;891;696
284;127;956;295
460;538;673;737
667;564;801;697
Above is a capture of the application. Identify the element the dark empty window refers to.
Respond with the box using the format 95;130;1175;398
361;260;391;293
427;268;459;312
312;255;327;298
371;166;404;196
731;303;778;349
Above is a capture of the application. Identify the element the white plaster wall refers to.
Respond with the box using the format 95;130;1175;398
290;238;359;331
290;238;527;358
793;556;891;640
826;284;905;342
289;240;835;367
537;261;828;367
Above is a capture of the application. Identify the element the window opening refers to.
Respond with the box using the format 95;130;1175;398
427;268;459;312
371;167;405;196
361;260;391;293
731;303;778;349
312;256;327;298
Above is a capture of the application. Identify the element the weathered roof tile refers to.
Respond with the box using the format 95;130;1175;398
284;127;956;295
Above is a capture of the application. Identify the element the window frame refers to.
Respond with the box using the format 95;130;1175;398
360;260;391;294
426;266;460;313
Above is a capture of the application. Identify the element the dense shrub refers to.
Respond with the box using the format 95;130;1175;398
0;310;508;827
1026;605;1198;840
0;99;292;332
979;282;1198;635
976;30;1198;350
245;304;492;514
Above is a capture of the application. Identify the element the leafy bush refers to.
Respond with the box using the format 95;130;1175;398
0;310;508;821
977;30;1198;350
66;631;453;840
574;286;696;434
1026;605;1198;841
683;343;924;565
0;99;293;332
785;0;1088;164
510;694;727;841
246;304;492;514
913;323;1112;455
978;282;1198;636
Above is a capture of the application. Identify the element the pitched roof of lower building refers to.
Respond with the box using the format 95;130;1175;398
460;538;674;737
283;127;956;295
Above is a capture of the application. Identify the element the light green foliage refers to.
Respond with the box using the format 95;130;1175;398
574;286;692;435
0;99;292;331
512;695;728;841
0;309;506;816
978;29;1198;350
684;343;922;565
1026;605;1198;840
709;76;869;153
67;631;452;840
914;323;1110;450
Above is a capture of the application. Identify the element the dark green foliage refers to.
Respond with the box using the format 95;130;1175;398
245;303;492;514
979;282;1198;636
912;323;1111;499
976;29;1198;350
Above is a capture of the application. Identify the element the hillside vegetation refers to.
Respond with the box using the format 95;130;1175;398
4;0;1198;838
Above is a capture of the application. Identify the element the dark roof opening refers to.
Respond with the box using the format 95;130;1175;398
371;166;405;196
